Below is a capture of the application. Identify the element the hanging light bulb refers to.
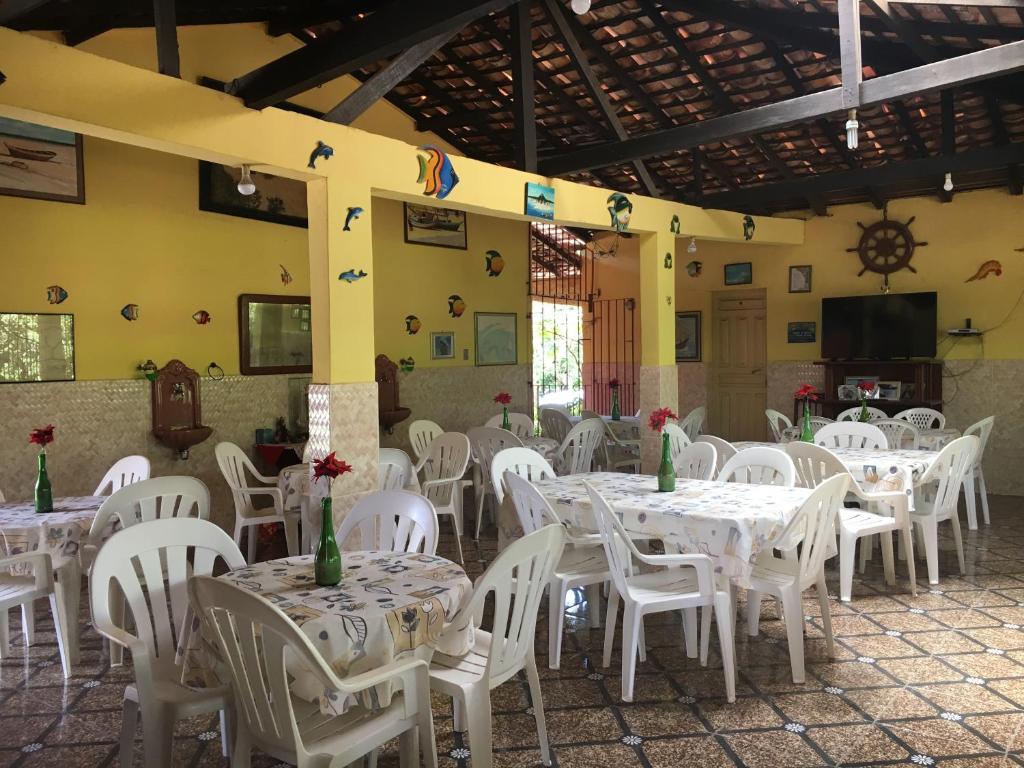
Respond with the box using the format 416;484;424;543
687;236;698;254
570;0;592;14
845;108;859;150
237;165;256;196
943;172;954;193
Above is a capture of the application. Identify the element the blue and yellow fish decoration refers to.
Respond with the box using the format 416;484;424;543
743;215;756;241
308;140;333;169
405;315;421;335
685;260;702;277
416;145;459;200
484;250;504;277
448;294;466;318
344;206;364;231
192;310;212;325
279;264;293;285
121;303;139;321
664;252;673;269
339;269;368;283
46;285;68;305
607;193;633;232
670;214;681;234
399;357;415;373
0;70;6;87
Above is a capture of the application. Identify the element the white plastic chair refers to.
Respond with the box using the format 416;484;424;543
190;575;437;768
718;447;796;487
695;435;737;476
379;456;408;492
485;412;535;440
895;407;946;429
674;442;717;480
815;422;888;450
505;472;609;669
556;418;605;475
663;422;691;464
215;441;299;563
408;419;444;463
93;455;151;496
765;409;793;442
679;406;706;440
963;416;995;528
0;549;71;678
585;481;736;703
874;419;920;450
336;490;439;555
836;406;887;422
468;427;524;539
380;448;417;491
596;419;641;474
429;525;565;768
912;435;979;584
420;433;471;564
745;473;851;683
490;448;557;506
539;408;573;445
90;518;246;768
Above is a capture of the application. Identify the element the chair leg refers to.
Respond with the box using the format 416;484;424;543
949;512;967;575
140;702;175;768
108;590;126;667
283;515;299;557
699;605;712;667
620;603;640;702
231;722;253;768
899;522;918;597
978;469;990;525
858;534;872;574
839;529;856;603
119;696;139;767
57;559;81;665
219;707;232;758
964;472;978;530
398;730;417;768
473;480;485;540
21;601;35;647
746;590;762;637
548;581;567;670
637;617;647;664
712;592;736;703
815;571;835;658
416;679;439;768
247;524;257;565
918;518;940;585
450;513;465;565
683;607;698;659
465;688;494;768
48;594;71;679
0;609;9;659
780;588;806;684
602;587;619;669
586;583;602;629
525;654;553;767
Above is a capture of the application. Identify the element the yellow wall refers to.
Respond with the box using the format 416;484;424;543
676;189;1024;362
0;137;310;380
370;198;530;367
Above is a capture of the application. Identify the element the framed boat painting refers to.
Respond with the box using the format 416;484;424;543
0;117;85;204
404;202;467;250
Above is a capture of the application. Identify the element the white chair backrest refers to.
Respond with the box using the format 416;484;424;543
836;406;887;422
485;412;535;439
336;490;439;555
815;422;887;450
450;525;565;685
662;423;691;463
93;455;151;496
301;441;312;463
504;472;560;535
895;407;945;430
90;518;246;679
408;419;444;462
694;435;737;476
785;442;849;489
539;408;573;445
780;473;851;588
491;447;557;505
215;441;266;517
422;432;471;506
90;476;209;545
468;427;524;490
379;447;413;491
873;419;920;450
719;446;796;487
765;409;793;442
963;416;994;466
558;418;605;475
674;442;717;480
920;435;979;518
679;406;706;440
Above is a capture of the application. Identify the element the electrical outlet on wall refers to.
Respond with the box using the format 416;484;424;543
463;348;469;360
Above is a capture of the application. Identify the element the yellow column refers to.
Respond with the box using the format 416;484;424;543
638;230;680;472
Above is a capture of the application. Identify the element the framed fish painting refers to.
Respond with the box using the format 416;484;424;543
404;202;467;250
474;312;517;366
0;117;85;204
198;161;308;228
524;182;555;220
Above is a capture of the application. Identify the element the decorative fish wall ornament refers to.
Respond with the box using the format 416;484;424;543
121;304;140;321
399;357;415;373
279;264;293;285
607;193;633;232
46;285;68;304
0;70;6;87
339;269;368;283
344;207;364;231
308;140;334;169
192;310;211;325
743;215;756;241
448;294;466;318
685;260;703;277
485;250;505;277
965;260;1002;282
405;315;421;335
669;214;681;234
664;253;673;269
416;145;460;200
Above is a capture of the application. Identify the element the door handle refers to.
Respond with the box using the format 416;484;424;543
751;368;762;374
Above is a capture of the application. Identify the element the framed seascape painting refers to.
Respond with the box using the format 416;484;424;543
475;312;517;366
404;202;468;249
675;311;701;362
724;262;753;286
789;265;812;293
524;182;555;220
199;161;308;227
0;117;85;204
431;331;455;360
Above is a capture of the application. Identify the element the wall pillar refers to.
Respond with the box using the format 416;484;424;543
637;230;680;472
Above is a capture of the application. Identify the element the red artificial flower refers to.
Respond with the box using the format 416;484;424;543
493;392;512;405
648;407;678;432
29;424;55;447
794;384;819;401
857;381;876;393
608;378;620;389
312;452;353;484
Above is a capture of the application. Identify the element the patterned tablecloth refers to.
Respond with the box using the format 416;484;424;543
502;472;813;586
915;428;960;451
209;551;473;716
0;496;106;569
523;436;560;464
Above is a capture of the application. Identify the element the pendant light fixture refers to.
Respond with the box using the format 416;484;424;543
943;172;954;193
687;237;698;254
845;109;859;150
237;165;256;196
570;0;592;14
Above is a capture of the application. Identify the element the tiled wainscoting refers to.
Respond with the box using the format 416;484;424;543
0;375;295;530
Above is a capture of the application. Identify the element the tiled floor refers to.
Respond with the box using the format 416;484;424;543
4;496;1024;767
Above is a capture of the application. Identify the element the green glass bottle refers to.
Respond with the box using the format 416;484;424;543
859;397;870;423
611;389;621;421
34;452;53;513
501;406;511;431
800;403;815;443
657;432;676;492
314;496;341;586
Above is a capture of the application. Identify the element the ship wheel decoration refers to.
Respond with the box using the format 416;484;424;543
846;208;927;292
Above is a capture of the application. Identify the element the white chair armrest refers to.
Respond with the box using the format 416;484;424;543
632;549;716;595
236;486;285;513
0;551;53;590
421;477;457;492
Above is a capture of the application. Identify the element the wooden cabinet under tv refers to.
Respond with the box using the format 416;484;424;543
796;360;943;421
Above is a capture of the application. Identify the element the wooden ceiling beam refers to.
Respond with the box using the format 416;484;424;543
0;0;51;25
509;0;537;172
152;0;180;78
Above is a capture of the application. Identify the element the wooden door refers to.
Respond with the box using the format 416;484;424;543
710;290;767;441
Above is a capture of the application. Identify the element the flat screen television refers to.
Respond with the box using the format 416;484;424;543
821;292;937;360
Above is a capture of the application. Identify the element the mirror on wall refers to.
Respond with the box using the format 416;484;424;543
238;294;312;375
0;312;75;382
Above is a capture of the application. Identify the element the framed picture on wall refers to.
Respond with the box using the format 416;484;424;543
431;331;455;360
789;265;812;293
199;161;308;227
0;117;85;204
404;202;468;249
787;321;816;343
724;262;753;286
474;312;517;366
675;311;701;362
